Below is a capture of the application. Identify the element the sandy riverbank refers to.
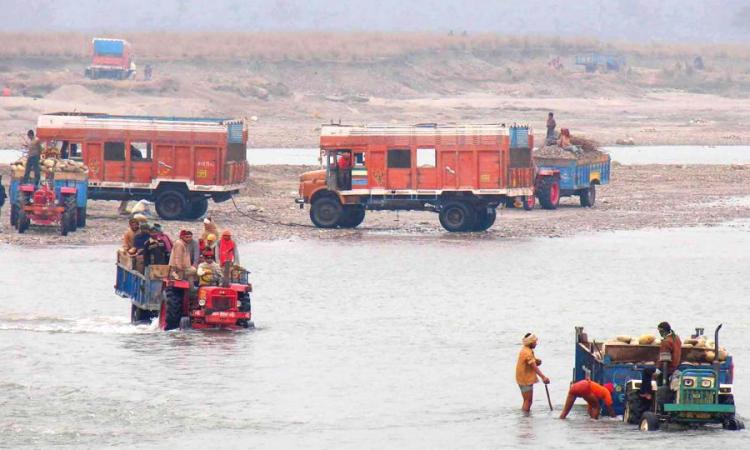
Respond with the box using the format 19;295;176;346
3;163;750;246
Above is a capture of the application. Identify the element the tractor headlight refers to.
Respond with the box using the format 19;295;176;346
199;299;206;306
701;379;714;388
683;378;695;387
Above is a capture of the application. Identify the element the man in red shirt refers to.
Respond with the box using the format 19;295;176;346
336;151;352;190
559;380;616;420
658;321;682;375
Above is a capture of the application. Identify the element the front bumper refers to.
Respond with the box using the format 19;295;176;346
191;310;251;326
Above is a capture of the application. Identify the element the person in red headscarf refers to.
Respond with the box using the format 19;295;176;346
218;230;240;266
559;379;616;419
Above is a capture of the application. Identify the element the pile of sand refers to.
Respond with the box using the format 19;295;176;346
534;135;609;164
44;84;104;104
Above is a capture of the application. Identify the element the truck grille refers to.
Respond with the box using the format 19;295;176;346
211;296;233;311
682;389;715;404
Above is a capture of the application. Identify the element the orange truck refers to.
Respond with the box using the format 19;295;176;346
35;113;249;220
296;123;559;232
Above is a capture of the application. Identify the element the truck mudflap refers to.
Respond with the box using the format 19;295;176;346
190;310;251;327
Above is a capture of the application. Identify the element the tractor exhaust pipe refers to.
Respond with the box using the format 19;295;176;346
713;323;722;380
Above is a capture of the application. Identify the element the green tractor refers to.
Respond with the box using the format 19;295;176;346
624;324;743;431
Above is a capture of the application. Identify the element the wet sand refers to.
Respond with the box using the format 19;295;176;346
2;163;750;245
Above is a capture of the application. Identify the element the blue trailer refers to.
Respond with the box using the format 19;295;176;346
9;174;89;229
572;327;735;417
534;154;610;208
115;262;167;323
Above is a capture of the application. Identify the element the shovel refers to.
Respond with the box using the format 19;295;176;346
544;384;553;411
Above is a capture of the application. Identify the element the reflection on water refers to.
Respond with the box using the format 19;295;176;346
1;223;750;448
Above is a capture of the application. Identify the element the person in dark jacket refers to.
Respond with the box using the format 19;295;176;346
0;175;7;216
133;223;151;253
143;228;168;266
546;112;557;144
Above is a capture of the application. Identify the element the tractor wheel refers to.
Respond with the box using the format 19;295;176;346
338;205;366;228
155;189;188;221
59;214;68;236
538;177;560;210
439;201;476;232
76;207;86;228
10;204;18;227
184;197;209;220
639;412;660;432
723;417;745;430
17;209;29;234
580;183;597;207
163;287;185;331
623;390;644;425
310;197;343;228
237;293;252;327
522;195;535;211
473;207;497;232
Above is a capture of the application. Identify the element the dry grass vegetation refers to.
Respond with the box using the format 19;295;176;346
2;31;750;63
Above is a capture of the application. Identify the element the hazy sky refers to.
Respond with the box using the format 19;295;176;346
3;0;749;42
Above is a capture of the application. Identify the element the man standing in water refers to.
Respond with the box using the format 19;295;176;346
516;333;550;413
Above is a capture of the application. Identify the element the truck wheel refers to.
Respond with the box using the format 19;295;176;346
538;178;560;210
639;412;660;431
76;207;86;228
522;195;535;211
723;417;745;430
184;197;209;220
163;288;184;331
580;183;596;207
10;204;18;227
439;201;476;232
310;197;343;228
156;189;188;220
338;205;366;228
473;207;496;231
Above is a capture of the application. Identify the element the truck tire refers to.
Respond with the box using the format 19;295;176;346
10;204;18;227
310;197;343;228
473;207;497;231
338;205;366;228
184;197;209;220
131;304;154;324
439;201;476;232
580;183;596;207
163;288;184;331
522;195;535;211
538;177;560;210
639;412;660;431
156;189;188;220
77;207;86;228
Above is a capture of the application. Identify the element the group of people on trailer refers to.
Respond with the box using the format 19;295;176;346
516;321;682;420
121;215;240;286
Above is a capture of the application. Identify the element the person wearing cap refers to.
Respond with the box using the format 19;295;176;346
197;256;222;286
516;333;550;412
151;223;173;254
201;217;219;241
219;230;240;266
122;218;140;250
559;380;616;419
200;233;218;262
169;230;197;278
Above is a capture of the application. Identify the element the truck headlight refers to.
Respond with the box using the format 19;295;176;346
199;299;206;306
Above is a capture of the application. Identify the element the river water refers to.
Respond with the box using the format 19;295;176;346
2;222;750;449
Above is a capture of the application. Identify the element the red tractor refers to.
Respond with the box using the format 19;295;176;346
157;266;252;331
16;183;79;236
